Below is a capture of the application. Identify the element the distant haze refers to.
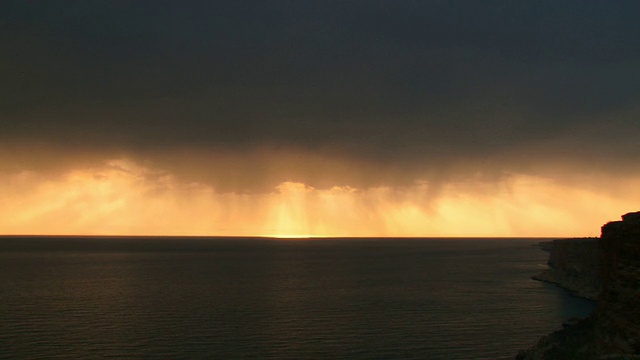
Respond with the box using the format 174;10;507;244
1;1;639;236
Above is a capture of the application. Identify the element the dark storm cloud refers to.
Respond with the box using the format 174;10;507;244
2;0;640;190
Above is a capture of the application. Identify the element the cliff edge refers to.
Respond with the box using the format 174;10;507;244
595;211;640;354
517;211;640;359
533;238;600;300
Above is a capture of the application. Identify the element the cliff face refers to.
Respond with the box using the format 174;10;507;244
533;238;600;299
595;211;640;354
518;211;640;359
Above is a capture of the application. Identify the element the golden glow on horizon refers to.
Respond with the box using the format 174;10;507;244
263;234;319;239
1;158;639;237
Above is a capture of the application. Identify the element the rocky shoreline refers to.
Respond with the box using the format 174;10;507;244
517;211;640;359
532;238;600;300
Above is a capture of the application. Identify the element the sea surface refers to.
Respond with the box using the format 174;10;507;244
0;237;595;359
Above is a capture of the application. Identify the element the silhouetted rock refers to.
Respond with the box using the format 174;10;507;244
517;211;640;359
595;211;640;354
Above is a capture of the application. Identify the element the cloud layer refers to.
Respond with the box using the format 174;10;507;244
1;1;640;235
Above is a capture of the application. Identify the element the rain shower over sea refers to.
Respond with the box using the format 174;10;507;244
0;237;595;359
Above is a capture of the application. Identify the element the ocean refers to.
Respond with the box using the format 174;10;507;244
0;237;595;359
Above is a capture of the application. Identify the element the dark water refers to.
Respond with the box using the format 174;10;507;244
0;237;595;359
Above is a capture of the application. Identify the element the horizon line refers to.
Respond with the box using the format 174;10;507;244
0;234;585;240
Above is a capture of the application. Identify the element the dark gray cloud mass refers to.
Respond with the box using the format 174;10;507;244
2;0;640;191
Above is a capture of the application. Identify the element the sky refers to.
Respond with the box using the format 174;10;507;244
1;1;639;237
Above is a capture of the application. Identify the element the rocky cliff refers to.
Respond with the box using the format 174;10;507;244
533;238;600;299
595;211;640;354
517;211;640;359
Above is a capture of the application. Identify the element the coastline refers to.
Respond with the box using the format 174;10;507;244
532;271;597;300
517;212;640;359
531;238;600;300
